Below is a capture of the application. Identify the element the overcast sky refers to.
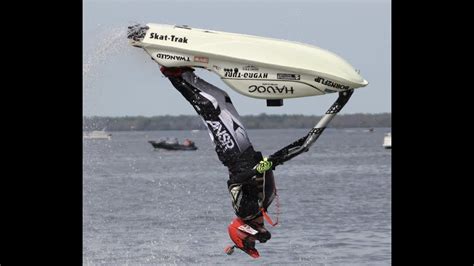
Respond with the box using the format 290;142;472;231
83;0;390;117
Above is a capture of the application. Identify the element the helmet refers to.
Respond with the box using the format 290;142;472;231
227;217;260;258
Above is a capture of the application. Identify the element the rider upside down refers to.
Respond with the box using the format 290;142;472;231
160;66;353;258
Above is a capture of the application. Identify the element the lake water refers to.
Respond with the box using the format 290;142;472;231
83;128;391;265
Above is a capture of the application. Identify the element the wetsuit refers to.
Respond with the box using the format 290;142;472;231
161;67;275;221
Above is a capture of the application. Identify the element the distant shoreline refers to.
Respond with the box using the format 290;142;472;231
84;113;391;131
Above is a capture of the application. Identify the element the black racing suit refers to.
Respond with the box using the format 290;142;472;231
161;67;275;221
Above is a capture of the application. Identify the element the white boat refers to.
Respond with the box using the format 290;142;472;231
383;133;391;149
83;130;112;140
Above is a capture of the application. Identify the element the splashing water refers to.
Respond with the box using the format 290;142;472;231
83;26;128;79
83;26;128;118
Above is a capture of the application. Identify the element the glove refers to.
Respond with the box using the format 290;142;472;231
256;157;273;174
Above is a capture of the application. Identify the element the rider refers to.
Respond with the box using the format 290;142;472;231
160;66;316;257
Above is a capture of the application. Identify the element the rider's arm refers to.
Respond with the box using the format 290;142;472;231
268;135;309;168
268;90;354;169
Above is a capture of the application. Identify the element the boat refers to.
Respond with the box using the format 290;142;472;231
83;130;112;140
148;138;197;151
127;23;368;107
383;133;391;149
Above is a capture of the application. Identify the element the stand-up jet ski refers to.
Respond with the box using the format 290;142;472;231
128;23;369;257
128;24;367;105
128;22;368;165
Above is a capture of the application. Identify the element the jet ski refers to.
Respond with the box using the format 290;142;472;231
127;23;368;106
130;23;368;170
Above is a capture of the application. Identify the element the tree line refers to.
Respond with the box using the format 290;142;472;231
83;113;391;131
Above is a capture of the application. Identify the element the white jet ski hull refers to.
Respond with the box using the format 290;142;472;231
128;24;368;100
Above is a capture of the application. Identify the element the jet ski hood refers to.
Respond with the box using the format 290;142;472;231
128;23;368;100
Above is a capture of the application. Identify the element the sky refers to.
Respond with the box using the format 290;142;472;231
83;0;391;117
